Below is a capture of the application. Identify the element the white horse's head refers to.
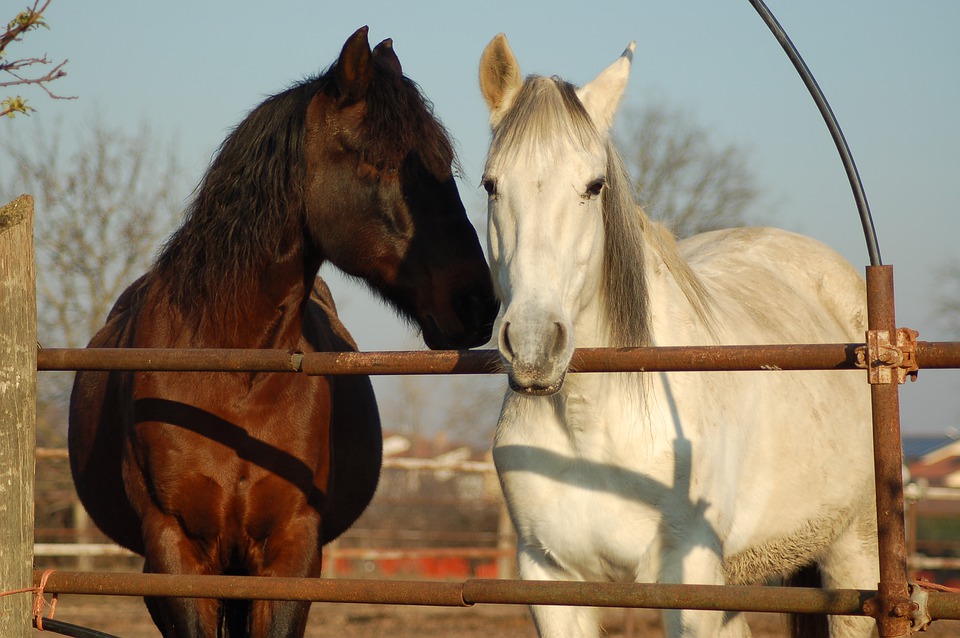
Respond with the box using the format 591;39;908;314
479;34;636;395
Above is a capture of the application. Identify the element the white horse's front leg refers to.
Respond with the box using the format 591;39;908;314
517;541;600;638
659;542;750;637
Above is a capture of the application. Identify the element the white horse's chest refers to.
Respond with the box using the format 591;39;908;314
493;384;677;581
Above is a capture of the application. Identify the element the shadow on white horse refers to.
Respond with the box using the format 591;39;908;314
479;33;878;638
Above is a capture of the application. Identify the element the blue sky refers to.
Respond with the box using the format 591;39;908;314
5;1;959;437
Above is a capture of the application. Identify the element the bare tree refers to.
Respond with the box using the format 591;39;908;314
1;1;74;117
384;375;433;439
1;118;186;442
616;101;761;238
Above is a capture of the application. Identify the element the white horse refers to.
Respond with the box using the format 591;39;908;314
478;34;878;638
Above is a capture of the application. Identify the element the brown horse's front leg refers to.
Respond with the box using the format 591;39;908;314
248;509;323;637
141;510;223;638
141;514;322;638
144;591;222;638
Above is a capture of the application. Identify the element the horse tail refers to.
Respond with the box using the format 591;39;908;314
786;563;830;638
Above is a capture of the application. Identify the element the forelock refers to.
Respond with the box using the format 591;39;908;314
485;76;603;171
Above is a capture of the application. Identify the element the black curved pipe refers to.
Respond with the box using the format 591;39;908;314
748;0;882;266
33;616;121;638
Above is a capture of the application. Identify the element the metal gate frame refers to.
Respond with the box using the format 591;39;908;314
29;265;960;636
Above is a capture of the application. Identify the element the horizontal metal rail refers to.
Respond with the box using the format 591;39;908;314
34;544;136;558
35;341;960;374
34;448;496;473
910;557;960;571
31;571;960;620
33;544;509;562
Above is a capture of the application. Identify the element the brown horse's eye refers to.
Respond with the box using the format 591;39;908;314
481;177;497;197
357;161;381;181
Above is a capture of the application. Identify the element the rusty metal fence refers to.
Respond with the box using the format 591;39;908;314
0;186;953;634
11;187;959;634
22;265;960;637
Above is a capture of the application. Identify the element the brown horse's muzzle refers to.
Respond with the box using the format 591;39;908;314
419;284;499;350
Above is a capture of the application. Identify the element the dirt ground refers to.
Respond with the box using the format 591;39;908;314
33;593;959;637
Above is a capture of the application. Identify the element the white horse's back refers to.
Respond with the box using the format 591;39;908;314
677;226;867;344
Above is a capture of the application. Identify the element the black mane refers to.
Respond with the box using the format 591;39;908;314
154;76;317;319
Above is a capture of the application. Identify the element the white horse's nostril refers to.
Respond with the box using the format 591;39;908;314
551;321;566;359
499;320;515;362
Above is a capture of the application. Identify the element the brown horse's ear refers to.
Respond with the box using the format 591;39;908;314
335;26;373;103
372;38;402;77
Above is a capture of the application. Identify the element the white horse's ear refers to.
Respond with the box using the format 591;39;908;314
479;33;522;126
576;42;636;133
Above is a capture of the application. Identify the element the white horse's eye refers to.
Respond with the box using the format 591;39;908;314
481;177;498;198
585;177;606;198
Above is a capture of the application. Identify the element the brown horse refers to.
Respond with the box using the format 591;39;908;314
68;27;497;638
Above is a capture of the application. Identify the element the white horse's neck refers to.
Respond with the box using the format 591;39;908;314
554;214;719;456
641;218;718;346
577;211;716;351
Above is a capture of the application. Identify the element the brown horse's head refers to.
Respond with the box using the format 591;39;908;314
156;27;496;349
303;27;498;349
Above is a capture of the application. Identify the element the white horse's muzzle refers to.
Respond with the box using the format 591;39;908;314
498;316;572;395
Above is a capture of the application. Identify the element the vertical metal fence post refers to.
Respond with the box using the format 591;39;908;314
864;265;912;637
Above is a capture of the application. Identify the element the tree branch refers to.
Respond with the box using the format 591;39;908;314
2;1;75;116
0;1;50;52
1;58;71;96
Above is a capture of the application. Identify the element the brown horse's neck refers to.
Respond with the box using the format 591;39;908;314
152;235;321;350
236;242;319;349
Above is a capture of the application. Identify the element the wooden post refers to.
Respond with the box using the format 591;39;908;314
905;493;918;576
73;500;94;571
0;195;37;637
496;500;516;579
324;538;339;578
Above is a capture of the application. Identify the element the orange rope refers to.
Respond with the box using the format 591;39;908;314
33;569;59;631
0;569;59;632
0;568;59;631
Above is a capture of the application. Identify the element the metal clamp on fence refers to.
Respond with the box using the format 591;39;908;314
856;327;920;385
